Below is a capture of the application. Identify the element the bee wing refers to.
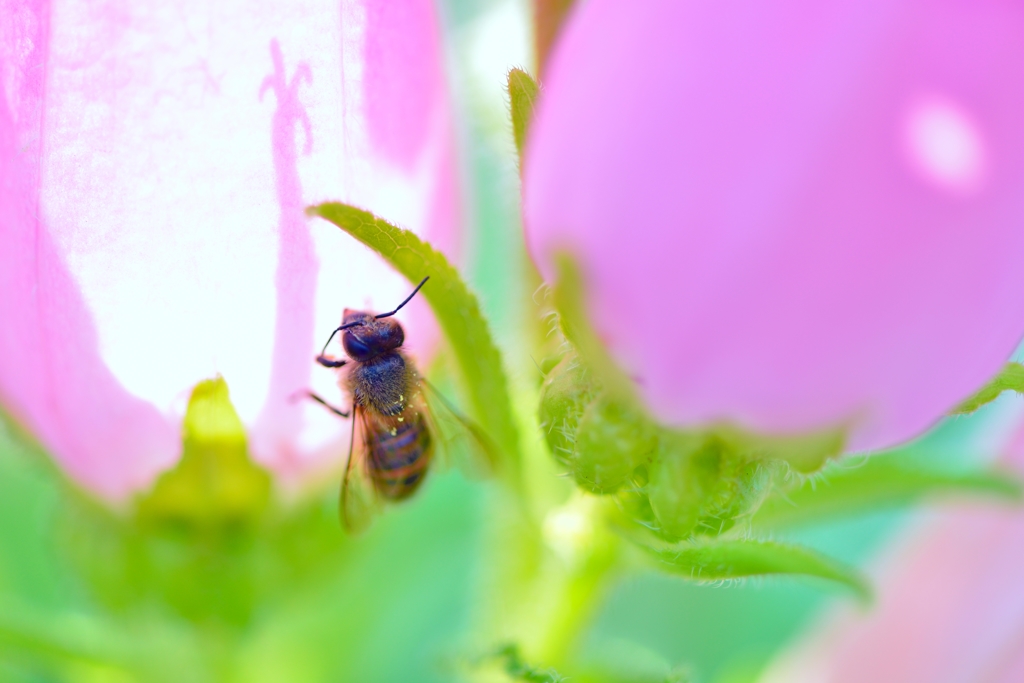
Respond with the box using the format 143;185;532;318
339;404;383;534
419;377;500;480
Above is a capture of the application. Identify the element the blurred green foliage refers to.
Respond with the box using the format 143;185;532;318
138;378;271;529
0;402;483;682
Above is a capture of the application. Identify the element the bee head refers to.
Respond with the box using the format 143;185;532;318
340;308;405;362
318;277;427;363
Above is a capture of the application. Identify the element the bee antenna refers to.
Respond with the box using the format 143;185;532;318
375;276;429;320
318;277;429;356
319;321;361;356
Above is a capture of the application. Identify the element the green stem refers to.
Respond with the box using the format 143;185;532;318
533;534;618;666
473;485;620;678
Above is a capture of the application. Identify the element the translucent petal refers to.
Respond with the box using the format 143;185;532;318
0;0;460;496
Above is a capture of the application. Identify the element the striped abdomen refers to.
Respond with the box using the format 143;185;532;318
367;413;433;500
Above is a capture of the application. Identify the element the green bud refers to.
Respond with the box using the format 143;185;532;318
59;378;272;627
539;353;656;493
647;434;783;540
646;433;714;539
538;352;598;469
715;425;845;474
573;394;657;494
136;377;271;531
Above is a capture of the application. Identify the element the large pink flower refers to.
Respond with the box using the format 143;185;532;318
0;0;460;498
761;424;1024;683
523;0;1024;451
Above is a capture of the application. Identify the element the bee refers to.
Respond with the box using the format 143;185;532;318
298;277;489;531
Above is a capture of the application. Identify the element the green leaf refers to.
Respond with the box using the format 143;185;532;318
307;202;520;467
752;456;1022;530
508;68;540;168
952;362;1024;414
136;377;271;529
644;538;870;600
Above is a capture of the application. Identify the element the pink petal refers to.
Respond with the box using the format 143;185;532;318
0;0;178;498
0;0;460;496
363;1;441;169
763;423;1024;683
523;0;1024;451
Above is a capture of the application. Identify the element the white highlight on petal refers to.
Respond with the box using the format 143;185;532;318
39;0;446;482
43;0;292;424
904;95;987;195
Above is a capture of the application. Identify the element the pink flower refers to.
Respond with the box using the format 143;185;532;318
0;0;460;498
761;424;1024;683
523;0;1024;451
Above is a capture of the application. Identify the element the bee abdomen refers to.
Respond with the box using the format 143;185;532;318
368;417;432;500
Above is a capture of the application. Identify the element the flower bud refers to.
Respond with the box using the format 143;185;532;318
524;0;1024;456
540;353;655;493
647;435;783;540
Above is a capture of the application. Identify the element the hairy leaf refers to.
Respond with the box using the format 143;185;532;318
952;362;1024;414
508;68;540;168
307;203;520;465
645;538;870;600
753;456;1022;530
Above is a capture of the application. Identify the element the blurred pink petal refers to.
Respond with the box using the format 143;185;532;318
0;0;459;497
523;0;1024;451
762;427;1024;683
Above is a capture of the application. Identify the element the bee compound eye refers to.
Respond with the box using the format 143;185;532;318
383;319;404;349
343;331;374;361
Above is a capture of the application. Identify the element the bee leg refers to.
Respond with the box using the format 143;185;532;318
316;355;347;368
294;390;350;418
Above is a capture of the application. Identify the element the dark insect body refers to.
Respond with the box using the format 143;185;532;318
300;277;436;529
298;276;495;530
340;308;433;500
